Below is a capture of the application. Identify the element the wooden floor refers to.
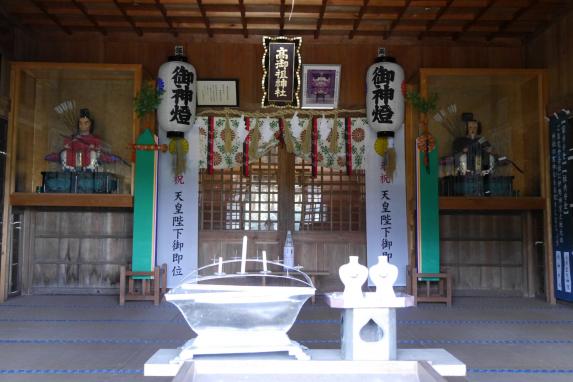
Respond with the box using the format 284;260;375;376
1;295;573;381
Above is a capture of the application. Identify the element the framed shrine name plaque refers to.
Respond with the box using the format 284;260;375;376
197;79;239;107
261;36;302;108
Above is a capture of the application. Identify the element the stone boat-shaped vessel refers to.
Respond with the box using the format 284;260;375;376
166;259;316;360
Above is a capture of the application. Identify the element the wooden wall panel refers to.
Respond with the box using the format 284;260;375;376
526;11;573;111
199;231;365;292
440;212;527;295
12;31;525;111
26;209;133;294
9;30;532;295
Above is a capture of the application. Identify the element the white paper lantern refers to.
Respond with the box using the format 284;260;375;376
366;49;405;157
157;46;197;175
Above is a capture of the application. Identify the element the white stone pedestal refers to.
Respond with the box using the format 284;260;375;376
325;292;415;361
144;348;466;379
341;306;396;360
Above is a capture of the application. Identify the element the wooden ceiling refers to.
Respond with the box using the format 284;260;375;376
1;0;571;41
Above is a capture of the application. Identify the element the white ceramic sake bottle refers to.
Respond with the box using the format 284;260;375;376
339;256;368;302
369;255;398;299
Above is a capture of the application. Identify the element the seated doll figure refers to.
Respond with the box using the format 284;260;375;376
61;108;101;171
453;119;494;175
46;108;118;172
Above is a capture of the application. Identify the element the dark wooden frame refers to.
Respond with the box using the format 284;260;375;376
261;36;302;108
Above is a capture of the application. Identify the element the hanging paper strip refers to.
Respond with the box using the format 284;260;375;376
416;139;441;277
365;125;408;286
243;117;250;177
345;117;353;175
156;126;200;287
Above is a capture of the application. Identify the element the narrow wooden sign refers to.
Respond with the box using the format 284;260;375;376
416;140;441;276
131;129;159;276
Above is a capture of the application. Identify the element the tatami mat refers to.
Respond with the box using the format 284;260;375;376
2;295;573;381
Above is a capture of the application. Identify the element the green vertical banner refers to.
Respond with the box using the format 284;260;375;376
416;140;440;275
132;129;158;275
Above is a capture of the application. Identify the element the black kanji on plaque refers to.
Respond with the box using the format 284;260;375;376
170;65;194;125
371;66;395;124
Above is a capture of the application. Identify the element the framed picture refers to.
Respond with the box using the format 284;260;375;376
301;64;341;109
197;79;239;107
261;36;302;108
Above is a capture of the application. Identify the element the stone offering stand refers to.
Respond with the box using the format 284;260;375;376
145;255;466;381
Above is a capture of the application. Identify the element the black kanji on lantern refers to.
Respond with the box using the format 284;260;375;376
373;66;394;87
172;66;194;86
170;104;192;125
371;66;395;124
172;87;194;105
170;65;194;125
372;104;394;124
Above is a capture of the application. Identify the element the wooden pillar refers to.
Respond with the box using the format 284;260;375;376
521;211;535;297
278;146;295;234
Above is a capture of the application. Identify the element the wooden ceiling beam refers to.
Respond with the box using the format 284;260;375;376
452;0;496;41
314;0;328;39
71;0;106;35
279;0;285;35
112;0;142;36
238;0;248;38
154;0;178;37
486;0;538;41
417;0;454;40
196;0;213;37
384;0;412;39
0;1;29;32
349;0;369;39
522;1;571;43
29;0;71;34
11;0;568;40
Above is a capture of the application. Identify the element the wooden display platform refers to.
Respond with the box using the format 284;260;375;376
10;192;133;208
439;196;545;210
410;267;452;307
119;264;167;305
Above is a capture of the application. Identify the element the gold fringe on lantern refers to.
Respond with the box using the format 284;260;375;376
384;147;397;180
168;137;189;176
374;136;389;156
223;115;233;153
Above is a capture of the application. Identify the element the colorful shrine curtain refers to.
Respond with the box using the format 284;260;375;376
196;116;366;174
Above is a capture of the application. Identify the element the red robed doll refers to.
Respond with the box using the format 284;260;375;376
45;108;123;171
